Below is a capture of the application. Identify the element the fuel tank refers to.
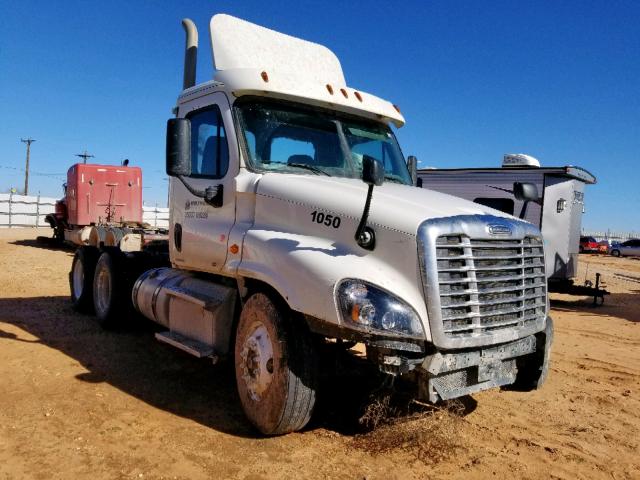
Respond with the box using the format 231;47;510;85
132;268;236;355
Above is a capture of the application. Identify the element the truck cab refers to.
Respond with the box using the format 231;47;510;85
71;14;553;435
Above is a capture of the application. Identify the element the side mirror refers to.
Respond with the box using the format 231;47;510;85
513;182;540;202
407;155;418;186
166;118;192;177
362;155;384;186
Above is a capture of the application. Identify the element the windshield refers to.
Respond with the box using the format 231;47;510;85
234;98;412;185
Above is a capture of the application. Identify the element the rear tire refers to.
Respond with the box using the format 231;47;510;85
70;246;99;313
93;249;129;329
234;293;318;435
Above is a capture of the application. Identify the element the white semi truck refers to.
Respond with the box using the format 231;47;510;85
69;14;553;435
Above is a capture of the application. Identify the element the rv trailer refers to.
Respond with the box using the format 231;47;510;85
417;154;606;301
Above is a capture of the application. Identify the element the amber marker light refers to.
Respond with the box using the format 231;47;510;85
230;244;240;254
340;88;348;98
393;104;401;113
326;84;334;94
354;91;363;102
261;71;269;82
351;304;360;322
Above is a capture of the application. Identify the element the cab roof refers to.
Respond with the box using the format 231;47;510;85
177;14;404;127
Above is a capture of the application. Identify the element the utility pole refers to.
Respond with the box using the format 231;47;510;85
21;138;36;195
75;150;95;164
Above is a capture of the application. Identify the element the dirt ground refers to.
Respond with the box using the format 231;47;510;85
0;228;638;480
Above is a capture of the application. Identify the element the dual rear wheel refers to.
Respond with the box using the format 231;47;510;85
69;247;129;328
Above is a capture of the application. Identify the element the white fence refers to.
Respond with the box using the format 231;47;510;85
582;230;639;242
0;193;57;227
0;194;169;229
142;205;169;229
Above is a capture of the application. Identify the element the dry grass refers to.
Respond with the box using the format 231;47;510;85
352;391;468;465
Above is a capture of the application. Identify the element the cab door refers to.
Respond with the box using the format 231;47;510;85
170;92;238;273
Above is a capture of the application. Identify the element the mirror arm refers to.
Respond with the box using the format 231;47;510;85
354;184;376;250
177;175;224;208
518;200;529;219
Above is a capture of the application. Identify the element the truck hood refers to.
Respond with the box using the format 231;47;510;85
256;174;511;235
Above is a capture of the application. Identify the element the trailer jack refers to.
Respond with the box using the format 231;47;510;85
552;272;609;306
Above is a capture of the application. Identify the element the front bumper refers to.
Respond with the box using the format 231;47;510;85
417;316;553;402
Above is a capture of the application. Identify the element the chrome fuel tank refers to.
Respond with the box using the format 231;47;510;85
132;268;236;355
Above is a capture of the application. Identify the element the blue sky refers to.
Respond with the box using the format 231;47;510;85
1;0;638;230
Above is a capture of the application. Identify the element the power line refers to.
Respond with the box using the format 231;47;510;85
21;138;35;195
0;164;65;180
75;150;95;164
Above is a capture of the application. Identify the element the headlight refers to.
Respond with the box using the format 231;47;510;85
336;279;425;339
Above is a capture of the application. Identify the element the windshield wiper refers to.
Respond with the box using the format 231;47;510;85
287;163;331;176
384;174;404;184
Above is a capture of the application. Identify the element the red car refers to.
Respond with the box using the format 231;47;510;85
579;236;599;253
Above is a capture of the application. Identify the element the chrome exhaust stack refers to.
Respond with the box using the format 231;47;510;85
181;18;198;89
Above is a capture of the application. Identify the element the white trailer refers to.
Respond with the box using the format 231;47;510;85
417;155;597;289
69;15;553;435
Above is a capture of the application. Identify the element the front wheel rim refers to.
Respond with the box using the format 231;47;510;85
239;322;275;402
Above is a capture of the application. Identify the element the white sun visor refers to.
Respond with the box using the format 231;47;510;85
210;14;346;87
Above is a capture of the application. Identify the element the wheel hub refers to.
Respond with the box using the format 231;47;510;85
240;323;274;401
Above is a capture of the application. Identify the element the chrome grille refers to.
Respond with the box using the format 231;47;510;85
435;235;545;337
417;215;548;349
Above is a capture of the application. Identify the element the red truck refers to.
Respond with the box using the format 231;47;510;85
46;163;165;249
579;236;600;254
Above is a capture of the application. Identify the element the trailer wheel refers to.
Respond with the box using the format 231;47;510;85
93;249;127;329
70;246;99;313
234;293;318;435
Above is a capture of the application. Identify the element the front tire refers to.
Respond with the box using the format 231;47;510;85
234;293;318;435
70;246;99;312
611;249;620;257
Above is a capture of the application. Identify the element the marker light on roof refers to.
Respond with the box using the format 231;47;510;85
326;84;334;95
354;91;363;102
340;88;348;98
260;71;269;82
